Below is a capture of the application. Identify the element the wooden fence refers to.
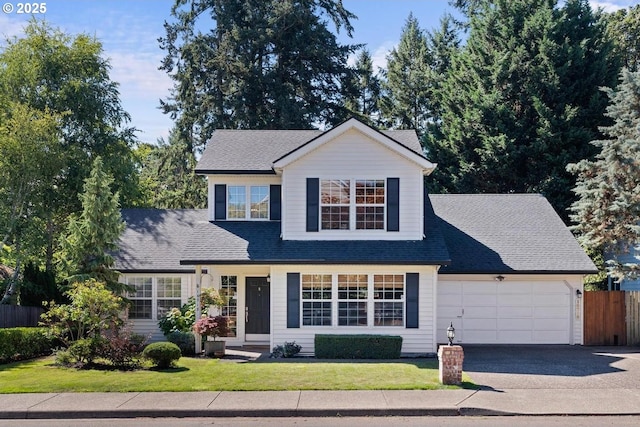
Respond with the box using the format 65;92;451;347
584;291;640;346
0;305;44;328
627;292;640;346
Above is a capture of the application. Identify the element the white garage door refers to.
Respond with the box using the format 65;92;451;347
437;281;571;344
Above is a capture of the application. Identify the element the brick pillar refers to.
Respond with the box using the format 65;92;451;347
438;345;464;385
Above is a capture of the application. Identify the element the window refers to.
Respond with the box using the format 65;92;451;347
127;276;183;321
321;180;350;229
128;277;152;319
355;180;385;229
157;277;182;320
227;186;246;219
302;274;332;326
228;185;269;219
373;275;404;326
220;276;238;337
338;274;368;326
320;179;385;230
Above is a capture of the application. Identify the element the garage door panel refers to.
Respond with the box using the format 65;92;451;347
498;306;533;317
534;306;569;318
533;293;569;306
464;306;496;318
534;330;569;343
499;330;533;343
438;281;572;345
534;318;569;331
497;318;533;330
498;294;532;306
464;329;497;343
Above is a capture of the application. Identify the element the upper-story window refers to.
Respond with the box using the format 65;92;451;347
228;185;269;220
320;179;385;230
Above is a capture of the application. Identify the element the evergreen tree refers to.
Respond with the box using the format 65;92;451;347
160;0;357;151
603;5;640;72
138;128;207;209
344;49;382;126
568;68;640;283
58;157;125;290
426;0;618;219
380;13;432;133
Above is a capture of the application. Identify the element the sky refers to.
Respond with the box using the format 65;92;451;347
0;0;638;145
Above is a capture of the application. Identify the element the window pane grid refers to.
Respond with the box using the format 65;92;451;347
302;274;332;326
355;180;384;230
250;186;269;219
220;275;238;337
157;277;181;298
338;302;367;326
373;274;404;327
321;180;350;230
129;300;152;319
227;186;246;219
337;274;368;299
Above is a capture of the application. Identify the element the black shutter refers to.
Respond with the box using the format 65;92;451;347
214;184;226;220
270;185;281;221
287;273;301;328
306;178;319;232
406;273;419;328
387;178;400;232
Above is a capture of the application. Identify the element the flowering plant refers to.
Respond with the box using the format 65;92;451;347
192;315;229;341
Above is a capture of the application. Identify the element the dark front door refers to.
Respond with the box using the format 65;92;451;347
245;277;270;335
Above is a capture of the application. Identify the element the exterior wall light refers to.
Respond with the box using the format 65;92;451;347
266;274;271;283
447;322;455;346
576;289;582;298
495;275;505;282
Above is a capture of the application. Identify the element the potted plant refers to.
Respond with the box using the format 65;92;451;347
193;315;230;357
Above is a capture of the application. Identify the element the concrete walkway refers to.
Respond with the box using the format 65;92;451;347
2;388;640;419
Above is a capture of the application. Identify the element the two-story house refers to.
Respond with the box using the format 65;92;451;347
114;118;596;354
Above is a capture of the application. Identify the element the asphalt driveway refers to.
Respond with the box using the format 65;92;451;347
462;345;640;390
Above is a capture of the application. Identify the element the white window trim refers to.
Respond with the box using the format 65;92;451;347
319;178;387;231
127;276;185;321
299;273;406;328
227;185;270;221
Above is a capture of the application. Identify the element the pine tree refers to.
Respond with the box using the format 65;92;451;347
58;156;125;290
380;13;432;133
344;49;382;126
568;68;640;282
425;0;618;219
138;128;207;209
160;0;357;151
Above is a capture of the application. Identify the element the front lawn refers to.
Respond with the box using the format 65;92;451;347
0;356;474;393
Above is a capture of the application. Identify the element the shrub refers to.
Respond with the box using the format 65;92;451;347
142;342;182;369
63;337;107;367
270;341;302;358
0;327;56;364
157;288;227;335
98;327;148;369
193;315;229;340
314;334;403;359
166;331;195;356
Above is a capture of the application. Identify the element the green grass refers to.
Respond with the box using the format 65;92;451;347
0;356;474;393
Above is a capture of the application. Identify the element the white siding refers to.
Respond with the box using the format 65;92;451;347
270;264;438;355
437;275;584;345
281;128;425;240
206;175;282;221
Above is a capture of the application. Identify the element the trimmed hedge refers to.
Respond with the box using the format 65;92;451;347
142;342;182;369
314;334;403;359
0;327;56;364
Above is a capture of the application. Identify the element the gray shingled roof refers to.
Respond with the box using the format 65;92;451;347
114;209;208;273
113;195;596;274
196;129;424;173
429;194;597;274
179;205;450;265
